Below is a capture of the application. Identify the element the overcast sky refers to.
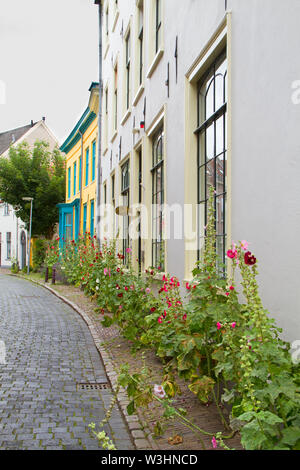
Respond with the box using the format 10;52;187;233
0;0;99;144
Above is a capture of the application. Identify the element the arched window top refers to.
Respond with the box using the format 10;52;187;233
152;128;164;167
198;53;227;124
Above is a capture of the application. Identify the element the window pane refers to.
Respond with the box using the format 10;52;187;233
206;159;215;194
216;115;225;156
216;154;225;196
198;165;205;202
216;195;224;236
205;78;214;120
198;202;206;239
215;73;225;110
206;123;214;160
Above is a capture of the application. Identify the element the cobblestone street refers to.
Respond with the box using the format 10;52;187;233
0;274;134;450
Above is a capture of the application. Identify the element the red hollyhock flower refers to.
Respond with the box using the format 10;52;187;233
150;307;156;313
244;251;257;266
118;293;123;298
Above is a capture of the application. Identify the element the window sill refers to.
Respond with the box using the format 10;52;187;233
104;42;110;60
121;109;131;126
112;10;119;32
147;49;164;79
111;130;118;143
132;84;144;107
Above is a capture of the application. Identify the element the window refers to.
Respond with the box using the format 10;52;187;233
92;141;96;182
138;2;144;86
90;200;95;237
196;50;227;269
83;204;87;235
155;0;162;53
68;167;71;199
4;203;9;216
6;232;11;259
152;128;164;269
125;32;131;110
64;213;73;241
111;174;116;236
121;160;130;264
104;184;107;204
79;157;82;191
106;5;109;37
114;65;118;131
104;86;108;147
73;161;77;196
85;147;89;186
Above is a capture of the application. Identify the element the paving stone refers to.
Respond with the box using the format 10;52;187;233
0;274;134;451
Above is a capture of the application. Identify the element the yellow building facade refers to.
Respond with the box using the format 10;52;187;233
58;83;99;245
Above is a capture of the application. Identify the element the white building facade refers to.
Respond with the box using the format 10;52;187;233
97;0;300;342
0;119;59;268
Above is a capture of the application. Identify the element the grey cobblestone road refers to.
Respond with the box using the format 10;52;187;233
0;274;134;450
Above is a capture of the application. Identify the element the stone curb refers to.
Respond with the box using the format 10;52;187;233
10;273;159;451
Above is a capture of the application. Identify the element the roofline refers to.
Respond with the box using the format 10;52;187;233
0;120;60;156
60;108;97;154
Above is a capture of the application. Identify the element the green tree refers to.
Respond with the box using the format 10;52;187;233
0;140;65;238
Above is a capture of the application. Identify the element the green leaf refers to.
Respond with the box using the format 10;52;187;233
240;420;269;450
257;411;284;426
280;427;300;447
127;401;135;415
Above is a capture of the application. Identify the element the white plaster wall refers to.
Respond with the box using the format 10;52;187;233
229;0;300;341
100;0;300;341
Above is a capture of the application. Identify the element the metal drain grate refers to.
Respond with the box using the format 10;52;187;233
76;382;110;391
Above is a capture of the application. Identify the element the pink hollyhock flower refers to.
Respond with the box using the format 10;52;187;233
226;292;230;297
167;301;172;308
241;240;249;251
183;314;187;321
217;322;222;330
158;317;163;324
212;436;217;449
145;288;151;294
231;322;236;329
153;384;166;399
130;285;134;290
162;275;167;282
163;310;167;318
186;282;191;290
163;285;168;292
229;286;235;291
227;249;237;259
125;287;129;291
126;247;132;253
104;268;108;276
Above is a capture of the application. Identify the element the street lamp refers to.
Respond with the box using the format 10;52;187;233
22;197;33;275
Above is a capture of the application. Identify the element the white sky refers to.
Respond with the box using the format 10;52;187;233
0;0;99;144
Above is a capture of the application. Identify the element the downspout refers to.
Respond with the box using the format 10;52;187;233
79;130;83;234
95;0;103;243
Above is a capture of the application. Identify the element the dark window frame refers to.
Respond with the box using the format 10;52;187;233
195;49;227;270
151;127;164;270
121;160;130;264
